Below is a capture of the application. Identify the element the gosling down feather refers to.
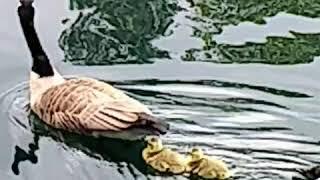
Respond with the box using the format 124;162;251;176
17;1;169;138
142;136;187;174
186;148;231;179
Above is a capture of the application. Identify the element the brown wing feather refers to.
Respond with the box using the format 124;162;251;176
32;78;152;133
72;77;152;114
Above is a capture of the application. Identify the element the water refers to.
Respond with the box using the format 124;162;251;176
1;0;320;179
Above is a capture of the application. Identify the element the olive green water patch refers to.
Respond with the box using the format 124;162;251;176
60;0;320;65
182;31;320;64
189;0;320;31
182;0;320;64
59;0;179;65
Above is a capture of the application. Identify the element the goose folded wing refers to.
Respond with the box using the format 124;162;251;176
35;78;156;133
73;77;152;113
45;99;151;133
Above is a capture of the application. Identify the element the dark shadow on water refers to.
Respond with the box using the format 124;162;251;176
11;113;153;176
11;135;39;175
110;79;312;98
4;79;319;180
294;166;320;180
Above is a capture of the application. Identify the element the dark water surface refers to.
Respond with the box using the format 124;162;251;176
1;0;320;179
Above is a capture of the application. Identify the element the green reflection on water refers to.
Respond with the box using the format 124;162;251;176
189;0;320;29
183;0;320;64
183;31;320;64
59;0;179;65
60;0;320;65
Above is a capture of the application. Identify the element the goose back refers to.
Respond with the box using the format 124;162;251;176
31;77;159;134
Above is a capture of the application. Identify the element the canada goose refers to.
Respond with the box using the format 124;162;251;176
186;148;231;179
17;1;169;139
142;136;187;174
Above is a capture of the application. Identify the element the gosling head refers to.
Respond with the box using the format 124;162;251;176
145;136;163;152
188;147;204;161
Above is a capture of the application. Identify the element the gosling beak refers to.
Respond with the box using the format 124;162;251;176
145;139;153;147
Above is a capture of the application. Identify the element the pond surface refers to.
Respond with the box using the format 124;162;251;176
1;0;320;179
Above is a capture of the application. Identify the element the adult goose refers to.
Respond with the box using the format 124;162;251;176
17;1;169;139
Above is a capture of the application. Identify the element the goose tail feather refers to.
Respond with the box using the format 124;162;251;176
138;113;169;135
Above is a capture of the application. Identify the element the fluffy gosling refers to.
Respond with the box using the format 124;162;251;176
186;147;231;179
142;136;188;174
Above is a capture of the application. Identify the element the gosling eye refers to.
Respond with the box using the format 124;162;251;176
191;148;200;153
150;137;157;142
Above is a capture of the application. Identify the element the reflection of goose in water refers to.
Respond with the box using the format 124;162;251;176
7;82;320;180
4;79;320;179
17;0;168;139
2;79;151;177
11;114;151;176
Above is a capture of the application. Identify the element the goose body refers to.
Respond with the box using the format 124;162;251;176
18;1;168;138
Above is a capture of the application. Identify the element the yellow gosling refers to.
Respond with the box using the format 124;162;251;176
186;147;231;179
142;136;188;174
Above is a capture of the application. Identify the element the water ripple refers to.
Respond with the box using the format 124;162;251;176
0;79;319;180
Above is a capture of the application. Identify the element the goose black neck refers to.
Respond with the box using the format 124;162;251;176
18;4;54;77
